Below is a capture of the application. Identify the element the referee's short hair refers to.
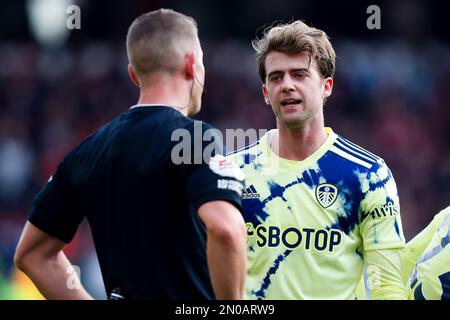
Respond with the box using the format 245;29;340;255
126;9;199;77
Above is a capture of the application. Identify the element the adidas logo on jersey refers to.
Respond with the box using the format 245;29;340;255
242;185;260;199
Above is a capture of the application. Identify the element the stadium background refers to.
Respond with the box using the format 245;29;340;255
0;0;448;299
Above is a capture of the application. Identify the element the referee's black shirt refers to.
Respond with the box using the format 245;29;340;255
28;105;244;300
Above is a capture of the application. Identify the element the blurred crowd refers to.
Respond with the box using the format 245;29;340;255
0;37;449;298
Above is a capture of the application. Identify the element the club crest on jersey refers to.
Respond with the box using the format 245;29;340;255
315;183;338;209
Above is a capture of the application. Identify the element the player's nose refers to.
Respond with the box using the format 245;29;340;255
281;75;295;92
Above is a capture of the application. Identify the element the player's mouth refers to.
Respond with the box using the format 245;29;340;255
281;99;302;107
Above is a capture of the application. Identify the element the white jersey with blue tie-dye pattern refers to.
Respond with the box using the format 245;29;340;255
403;206;450;300
228;128;405;300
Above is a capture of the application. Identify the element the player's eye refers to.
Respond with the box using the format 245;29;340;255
294;72;307;79
269;74;283;82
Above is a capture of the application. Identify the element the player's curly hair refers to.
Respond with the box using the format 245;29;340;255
252;20;336;82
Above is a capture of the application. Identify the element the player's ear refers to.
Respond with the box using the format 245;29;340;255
185;52;195;80
262;84;271;105
128;64;140;87
323;77;333;99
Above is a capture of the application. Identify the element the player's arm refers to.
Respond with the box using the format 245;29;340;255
365;248;406;300
401;216;437;284
359;160;407;299
198;200;247;300
14;222;93;300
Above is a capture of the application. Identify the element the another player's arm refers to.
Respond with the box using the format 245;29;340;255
14;222;93;300
401;217;437;284
198;200;247;300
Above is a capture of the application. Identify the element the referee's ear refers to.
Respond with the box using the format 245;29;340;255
185;52;195;80
128;64;140;87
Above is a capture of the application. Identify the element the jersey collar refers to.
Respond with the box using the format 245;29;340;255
263;127;337;172
129;104;186;116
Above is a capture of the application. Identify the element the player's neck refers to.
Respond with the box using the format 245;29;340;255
272;118;328;161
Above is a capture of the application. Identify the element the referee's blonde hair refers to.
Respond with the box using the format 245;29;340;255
126;9;199;77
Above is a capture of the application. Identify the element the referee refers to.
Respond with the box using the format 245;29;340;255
14;9;247;300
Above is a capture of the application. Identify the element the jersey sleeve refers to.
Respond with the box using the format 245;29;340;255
402;213;438;285
359;159;405;251
365;248;407;299
178;122;245;213
408;207;450;300
28;153;84;243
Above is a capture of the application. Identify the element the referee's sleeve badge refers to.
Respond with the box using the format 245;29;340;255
209;154;245;181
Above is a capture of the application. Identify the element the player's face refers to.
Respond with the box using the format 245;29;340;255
188;46;205;116
262;51;332;129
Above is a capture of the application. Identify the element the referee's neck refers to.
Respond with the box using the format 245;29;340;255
138;81;190;116
135;75;192;116
136;95;188;116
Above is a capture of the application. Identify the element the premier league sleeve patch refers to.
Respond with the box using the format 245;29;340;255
209;154;245;181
